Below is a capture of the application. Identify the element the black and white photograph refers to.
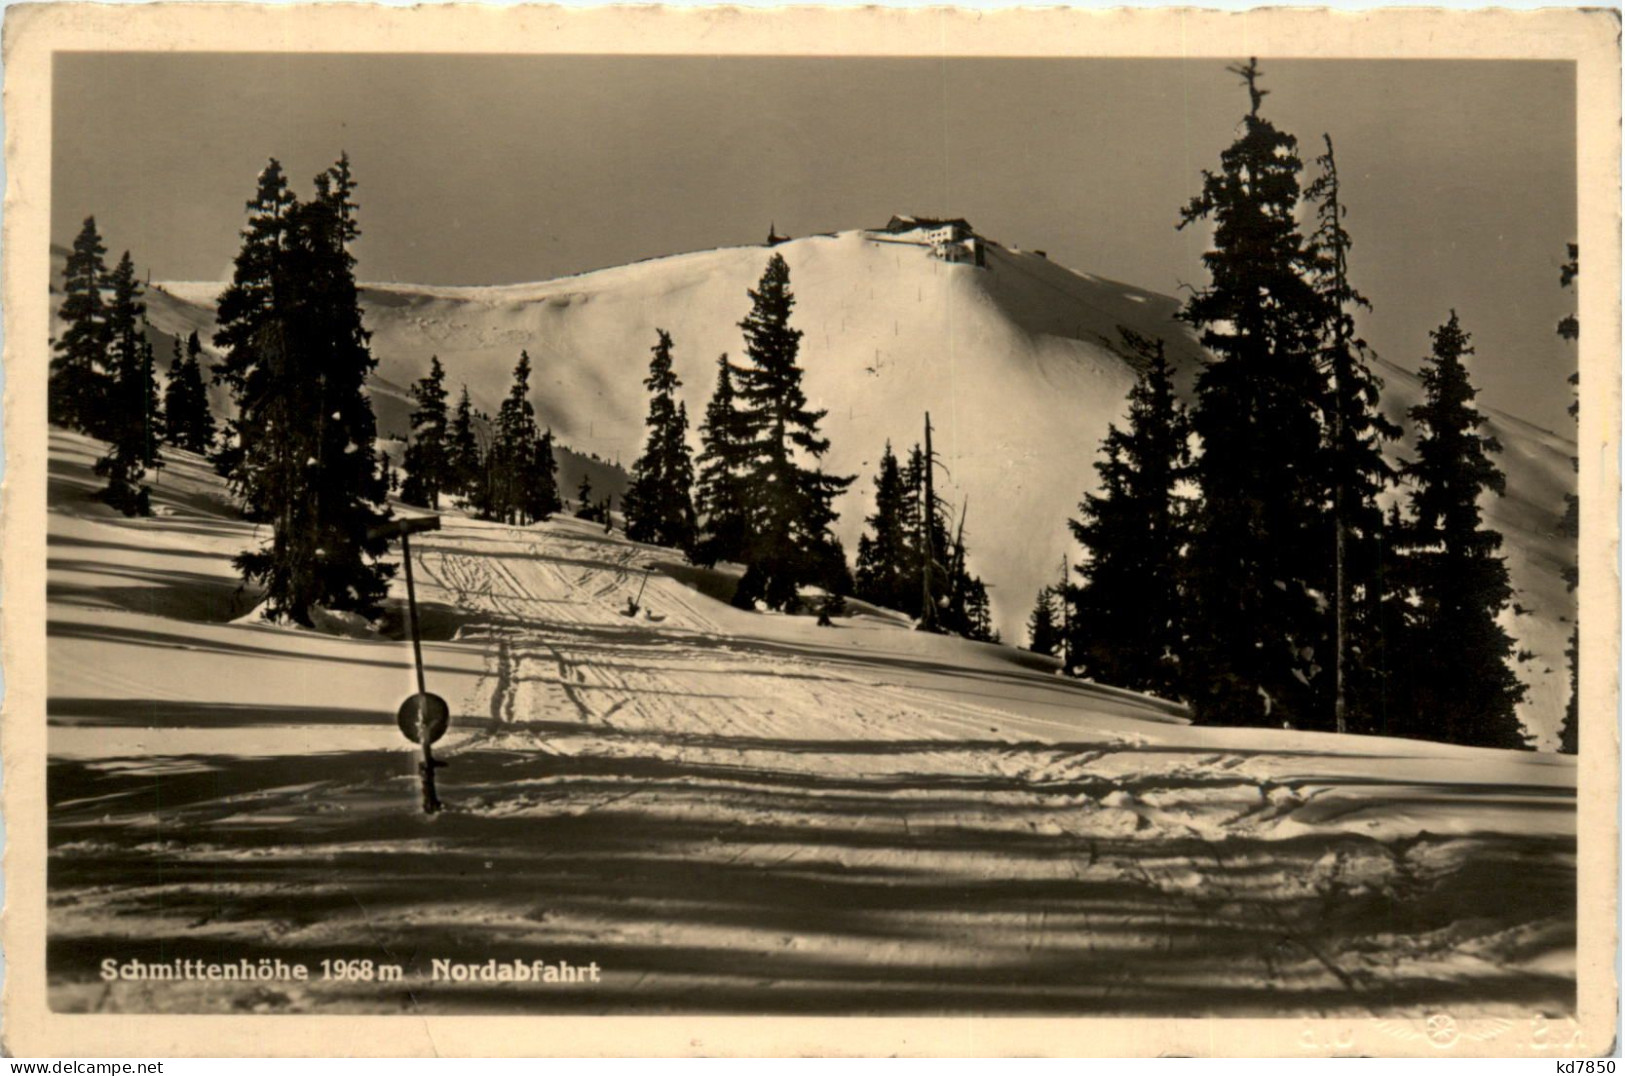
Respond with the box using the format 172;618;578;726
4;3;1618;1058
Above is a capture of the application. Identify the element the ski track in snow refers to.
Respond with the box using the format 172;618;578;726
44;435;1576;1021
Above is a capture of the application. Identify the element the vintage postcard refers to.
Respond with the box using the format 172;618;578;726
2;2;1618;1058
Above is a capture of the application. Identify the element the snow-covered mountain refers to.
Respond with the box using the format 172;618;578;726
132;225;1576;745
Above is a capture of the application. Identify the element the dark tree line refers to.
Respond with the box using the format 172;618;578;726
1053;60;1534;751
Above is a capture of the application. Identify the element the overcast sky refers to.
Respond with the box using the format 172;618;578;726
53;54;1577;430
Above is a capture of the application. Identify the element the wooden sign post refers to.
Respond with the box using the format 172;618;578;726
369;515;448;814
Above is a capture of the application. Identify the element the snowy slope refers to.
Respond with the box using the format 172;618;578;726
45;428;1578;1021
143;229;1576;745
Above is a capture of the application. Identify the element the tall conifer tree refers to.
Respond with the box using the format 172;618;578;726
401;356;451;509
211;159;297;515
1068;330;1193;698
693;354;752;567
485;351;542;524
163;331;216;454
728;255;854;610
527;427;562;522
478;352;559;525
215;156;392;624
624;329;698;551
576;472;595;518
1396;312;1528;749
51;216;113;435
94;255;161;516
854;442;911;612
448;384;481;501
1177;60;1333;727
1026;586;1062;657
1305;134;1403;734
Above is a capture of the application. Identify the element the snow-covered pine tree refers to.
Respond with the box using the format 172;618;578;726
1068;329;1193;699
1558;244;1579;755
51;216;113;436
1305;134;1403;735
448;384;481;502
854;442;912;614
218;156;392;625
163;331;216;454
623;329;698;551
1177;60;1334;727
1396;312;1528;749
401;356;451;509
1026;585;1062;657
94;256;161;516
693;354;752;567
728;255;854;611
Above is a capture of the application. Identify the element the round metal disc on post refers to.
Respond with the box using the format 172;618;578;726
396;692;451;746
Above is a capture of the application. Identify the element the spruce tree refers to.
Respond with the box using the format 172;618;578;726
728;255;855;610
1396;312;1528;748
484;352;549;523
216;156;392;625
378;447;397;496
448;384;481;502
1305;134;1403;734
280;153;391;618
1558;244;1579;754
964;577;997;644
1068;330;1193;698
527;427;562;522
938;499;993;640
894;441;948;624
163;331;216;453
624;329;698;551
854;442;912;612
576;472;596;519
1026;586;1062;657
693;353;753;567
51;216;113;435
1178;60;1333;726
94;255;161;517
401;356;451;509
211;158;297;516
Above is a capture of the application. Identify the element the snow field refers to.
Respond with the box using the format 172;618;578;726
44;429;1575;1018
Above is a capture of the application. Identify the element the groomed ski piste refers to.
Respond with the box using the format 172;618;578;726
47;428;1575;1018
